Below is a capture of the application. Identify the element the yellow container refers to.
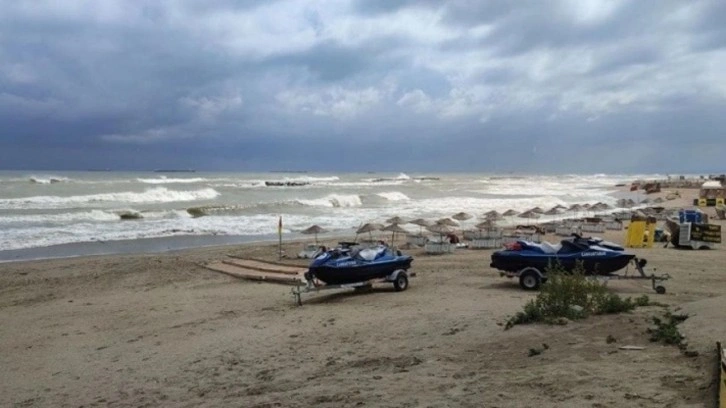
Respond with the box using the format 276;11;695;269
698;198;707;207
625;220;655;248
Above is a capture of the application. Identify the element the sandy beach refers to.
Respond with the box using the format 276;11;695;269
1;189;724;407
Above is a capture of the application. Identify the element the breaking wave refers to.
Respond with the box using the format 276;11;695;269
296;194;362;208
29;175;69;184
0;187;221;210
376;191;410;201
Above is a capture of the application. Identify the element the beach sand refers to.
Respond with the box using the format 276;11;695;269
1;189;724;407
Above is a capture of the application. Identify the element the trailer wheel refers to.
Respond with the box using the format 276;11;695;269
655;285;666;295
519;269;542;291
393;273;409;292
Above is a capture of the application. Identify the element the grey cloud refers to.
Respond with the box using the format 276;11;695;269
0;0;724;172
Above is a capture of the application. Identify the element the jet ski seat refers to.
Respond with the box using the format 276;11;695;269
539;241;562;254
357;246;386;261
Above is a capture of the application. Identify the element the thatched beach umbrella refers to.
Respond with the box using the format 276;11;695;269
486;212;504;221
409;218;433;235
502;209;520;217
356;222;384;241
436;217;460;227
528;206;545;214
544;206;564;215
386;216;407;225
554;204;567;210
518;210;541;224
484;210;501;218
427;223;454;240
382;223;409;245
451;212;473;221
475;220;498;230
568;203;583;211
301;224;327;243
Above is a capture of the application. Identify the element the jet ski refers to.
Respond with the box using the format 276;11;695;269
306;244;413;285
490;235;634;277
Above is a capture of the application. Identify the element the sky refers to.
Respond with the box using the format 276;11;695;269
1;0;725;173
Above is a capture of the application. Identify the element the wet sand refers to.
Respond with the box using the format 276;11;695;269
1;189;724;407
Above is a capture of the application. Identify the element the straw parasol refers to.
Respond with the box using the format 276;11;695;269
356;222;384;241
409;218;432;235
502;209;520;216
484;210;501;218
554;204;567;210
427;223;454;240
475;220;498;230
386;216;407;225
486;212;505;220
301;224;327;243
436;217;460;227
527;206;545;214
544;206;563;215
382;223;409;246
518;210;541;224
451;212;473;221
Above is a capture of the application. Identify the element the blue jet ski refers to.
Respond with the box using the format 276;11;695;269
306;244;413;285
490;235;634;277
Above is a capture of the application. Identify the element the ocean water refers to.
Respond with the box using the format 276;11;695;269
0;171;659;259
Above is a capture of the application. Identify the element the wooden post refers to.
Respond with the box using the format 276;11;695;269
278;216;283;261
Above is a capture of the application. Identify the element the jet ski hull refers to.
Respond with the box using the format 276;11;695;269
490;237;635;276
309;258;413;285
308;245;413;285
490;250;634;275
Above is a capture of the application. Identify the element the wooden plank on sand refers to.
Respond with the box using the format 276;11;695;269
222;258;307;275
203;262;304;284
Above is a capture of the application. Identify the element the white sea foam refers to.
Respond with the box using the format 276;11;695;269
395;173;411;180
376;191;410;201
29;175;69;184
0;187;220;210
137;177;209;184
296;194;363;208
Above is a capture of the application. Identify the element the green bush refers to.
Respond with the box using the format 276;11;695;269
505;262;650;330
648;313;688;345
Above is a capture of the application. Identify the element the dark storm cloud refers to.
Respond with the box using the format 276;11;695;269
0;0;724;172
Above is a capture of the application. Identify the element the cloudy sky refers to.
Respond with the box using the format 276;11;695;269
1;0;725;173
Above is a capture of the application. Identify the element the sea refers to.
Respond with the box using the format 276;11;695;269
0;171;659;262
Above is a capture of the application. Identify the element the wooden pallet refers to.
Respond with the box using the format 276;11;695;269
202;257;307;285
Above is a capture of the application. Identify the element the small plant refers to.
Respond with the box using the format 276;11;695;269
506;262;651;330
648;313;688;345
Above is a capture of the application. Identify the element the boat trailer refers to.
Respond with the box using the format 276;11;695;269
501;257;671;294
291;269;414;306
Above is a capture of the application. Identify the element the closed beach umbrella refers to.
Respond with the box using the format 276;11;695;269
436;217;459;227
502;209;520;216
382;223;409;245
301;224;327;243
451;212;473;221
386;216;407;225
